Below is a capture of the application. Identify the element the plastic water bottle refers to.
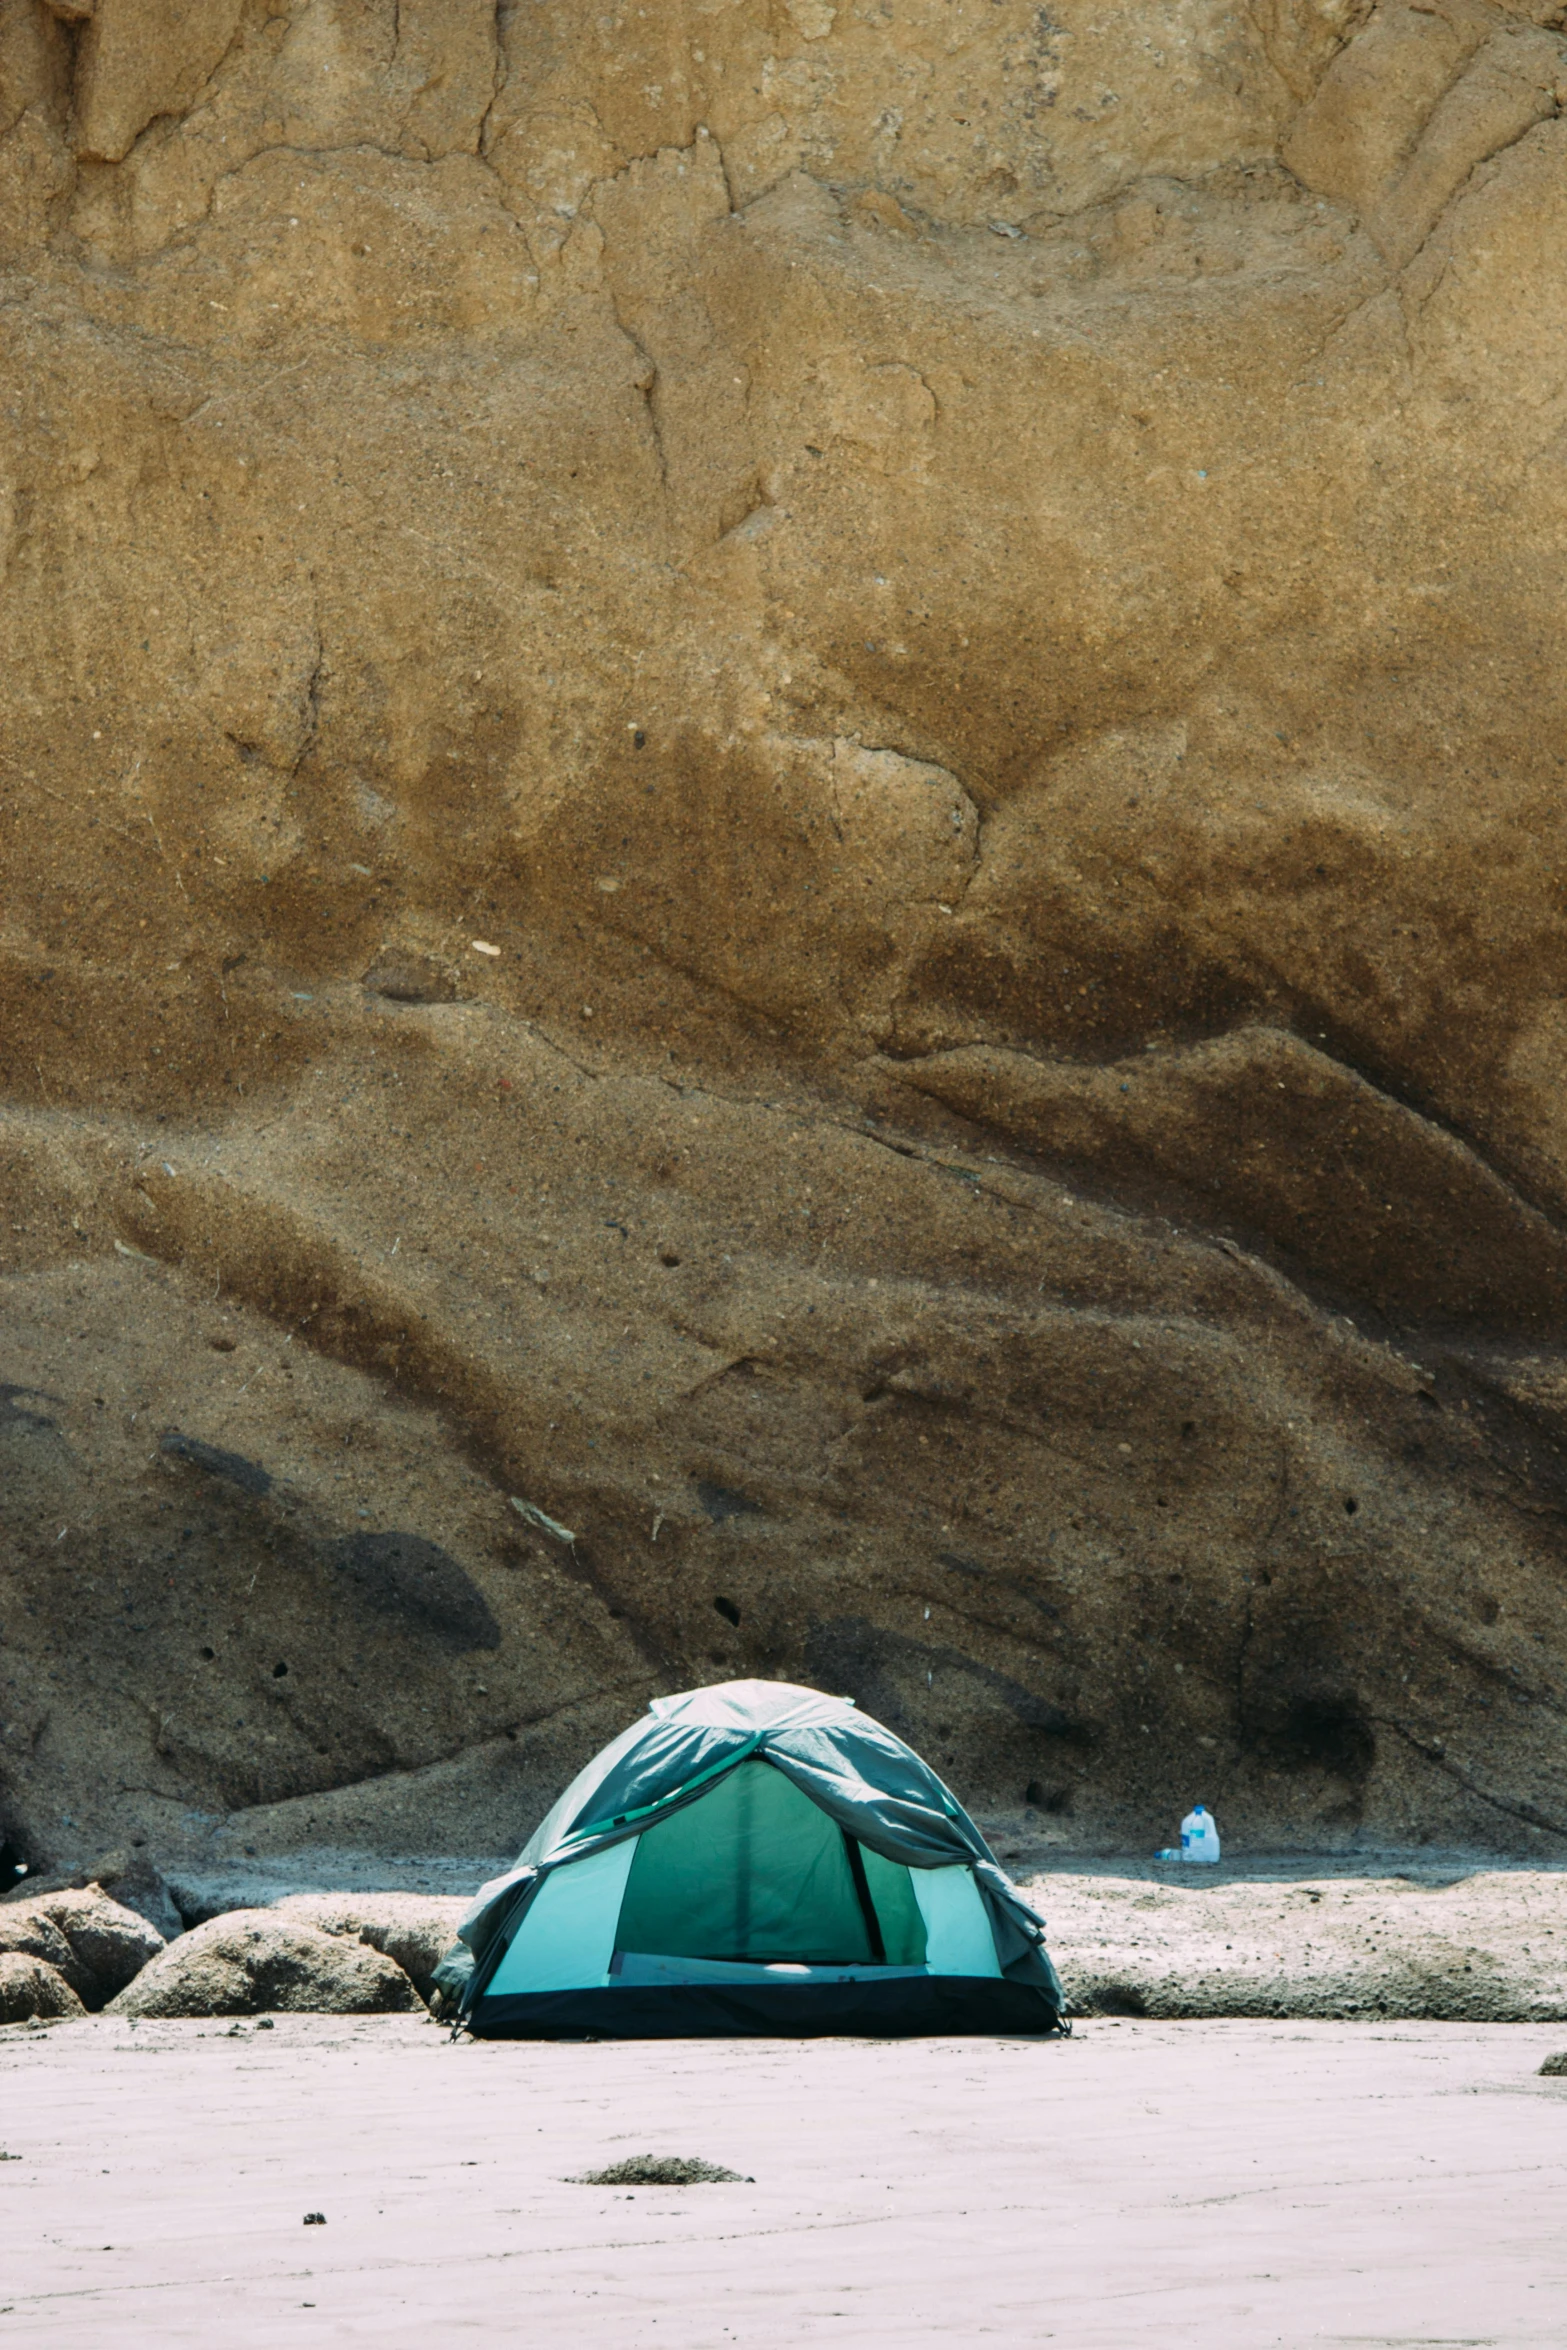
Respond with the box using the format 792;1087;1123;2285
1180;1804;1221;1864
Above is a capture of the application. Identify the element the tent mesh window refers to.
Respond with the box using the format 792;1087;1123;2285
614;1759;927;1967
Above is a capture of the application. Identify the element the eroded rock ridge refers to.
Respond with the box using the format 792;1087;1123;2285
2;0;1566;1865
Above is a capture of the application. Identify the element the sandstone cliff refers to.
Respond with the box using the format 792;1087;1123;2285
2;0;1565;1869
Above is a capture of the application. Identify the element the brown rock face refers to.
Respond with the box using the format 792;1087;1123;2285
1;1;1566;1868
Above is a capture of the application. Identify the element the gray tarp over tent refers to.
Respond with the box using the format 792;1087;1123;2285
435;1680;1066;2038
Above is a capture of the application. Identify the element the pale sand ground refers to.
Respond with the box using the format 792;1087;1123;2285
2;2016;1564;2348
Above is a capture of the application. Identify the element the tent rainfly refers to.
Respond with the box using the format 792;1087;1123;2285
434;1679;1066;2038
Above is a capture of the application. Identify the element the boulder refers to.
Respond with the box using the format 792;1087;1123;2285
0;1953;87;2024
1;1852;184;1943
80;1854;184;1943
107;1911;424;2018
0;1887;165;2009
271;1894;468;2000
30;1889;167;2003
0;1907;95;2004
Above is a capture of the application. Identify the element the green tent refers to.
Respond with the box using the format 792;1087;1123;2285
436;1679;1066;2037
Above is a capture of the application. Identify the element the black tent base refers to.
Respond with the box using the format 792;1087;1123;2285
467;1976;1063;2040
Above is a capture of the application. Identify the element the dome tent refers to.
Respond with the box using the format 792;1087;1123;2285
435;1679;1066;2038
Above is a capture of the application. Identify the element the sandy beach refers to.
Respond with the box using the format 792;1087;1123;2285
3;2013;1564;2348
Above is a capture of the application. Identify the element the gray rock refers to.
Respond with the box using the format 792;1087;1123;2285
0;1906;95;2004
30;1889;166;2002
96;1857;184;1944
107;1910;424;2018
271;1893;467;2000
0;1886;165;2008
0;1952;86;2024
1031;1868;1567;2024
2;1850;184;1942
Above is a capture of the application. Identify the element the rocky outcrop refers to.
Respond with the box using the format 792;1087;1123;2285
0;1950;85;2024
1036;1866;1567;2022
0;1886;164;2007
272;1893;467;1999
3;1853;184;1942
1;1;1566;1870
107;1910;423;2017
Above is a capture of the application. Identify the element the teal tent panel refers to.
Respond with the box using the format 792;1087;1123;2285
615;1760;874;1965
487;1834;638;1995
912;1865;1001;1977
612;1953;928;1987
